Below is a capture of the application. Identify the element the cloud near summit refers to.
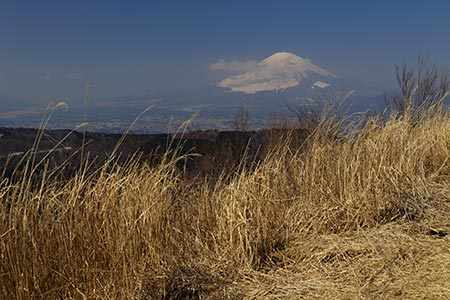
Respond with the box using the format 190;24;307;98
209;59;258;73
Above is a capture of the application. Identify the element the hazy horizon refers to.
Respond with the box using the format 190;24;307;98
1;1;450;105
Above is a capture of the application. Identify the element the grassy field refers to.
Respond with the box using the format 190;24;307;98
2;64;450;298
2;108;450;299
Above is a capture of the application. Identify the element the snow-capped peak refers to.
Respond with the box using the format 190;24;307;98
259;52;334;77
218;52;335;94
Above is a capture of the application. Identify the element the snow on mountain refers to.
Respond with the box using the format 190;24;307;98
218;52;335;94
312;81;331;89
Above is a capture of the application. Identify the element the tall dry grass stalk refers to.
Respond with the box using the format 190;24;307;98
2;105;450;299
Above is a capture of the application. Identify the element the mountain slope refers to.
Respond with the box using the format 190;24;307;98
218;52;335;94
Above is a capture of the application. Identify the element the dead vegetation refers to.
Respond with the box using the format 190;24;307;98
1;61;450;299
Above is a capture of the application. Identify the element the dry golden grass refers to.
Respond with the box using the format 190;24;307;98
2;110;450;299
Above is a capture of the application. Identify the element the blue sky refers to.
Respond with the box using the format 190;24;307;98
1;0;449;102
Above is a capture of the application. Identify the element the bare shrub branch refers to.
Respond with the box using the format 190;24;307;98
389;57;450;121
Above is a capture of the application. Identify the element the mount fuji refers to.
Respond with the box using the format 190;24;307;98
218;52;336;94
117;52;387;120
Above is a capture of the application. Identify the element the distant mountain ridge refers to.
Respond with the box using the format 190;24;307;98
0;52;390;132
